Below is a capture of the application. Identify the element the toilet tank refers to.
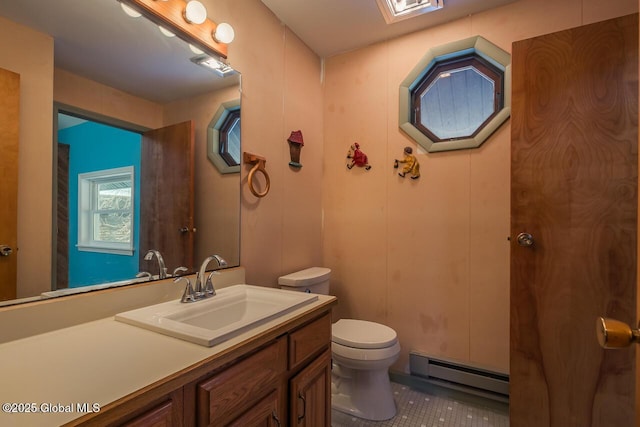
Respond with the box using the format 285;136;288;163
278;267;331;294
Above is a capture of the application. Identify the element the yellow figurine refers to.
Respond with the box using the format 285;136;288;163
394;146;420;179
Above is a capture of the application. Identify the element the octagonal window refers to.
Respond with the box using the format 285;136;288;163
207;99;240;174
400;36;511;152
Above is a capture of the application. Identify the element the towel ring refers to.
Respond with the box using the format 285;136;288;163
244;152;270;198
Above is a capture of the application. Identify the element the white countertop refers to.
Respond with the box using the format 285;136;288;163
0;294;335;426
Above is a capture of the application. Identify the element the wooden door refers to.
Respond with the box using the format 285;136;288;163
289;349;331;427
139;121;195;273
510;14;638;427
56;143;70;289
0;68;19;301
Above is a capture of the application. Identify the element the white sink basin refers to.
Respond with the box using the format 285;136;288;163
115;284;318;346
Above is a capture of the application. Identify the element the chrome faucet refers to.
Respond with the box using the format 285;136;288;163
194;255;228;298
143;249;167;279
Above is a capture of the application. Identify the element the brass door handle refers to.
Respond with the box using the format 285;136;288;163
596;317;640;348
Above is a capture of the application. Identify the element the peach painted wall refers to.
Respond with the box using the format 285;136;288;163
0;17;53;298
323;0;638;374
206;0;325;283
54;69;164;130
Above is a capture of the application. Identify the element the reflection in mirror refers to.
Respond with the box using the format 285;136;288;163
0;0;241;305
208;100;241;174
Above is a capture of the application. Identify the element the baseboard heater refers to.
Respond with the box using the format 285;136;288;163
409;351;509;400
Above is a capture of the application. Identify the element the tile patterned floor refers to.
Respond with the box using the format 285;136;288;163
331;382;509;427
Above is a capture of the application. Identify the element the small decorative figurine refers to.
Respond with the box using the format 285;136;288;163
394;146;420;179
346;142;372;170
287;130;304;169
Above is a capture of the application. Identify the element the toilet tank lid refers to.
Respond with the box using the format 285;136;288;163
278;267;331;287
332;319;398;349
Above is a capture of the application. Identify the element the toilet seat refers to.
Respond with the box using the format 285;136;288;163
332;319;398;349
332;340;401;362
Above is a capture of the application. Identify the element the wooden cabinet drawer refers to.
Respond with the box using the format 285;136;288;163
288;313;331;371
196;338;287;426
122;399;177;427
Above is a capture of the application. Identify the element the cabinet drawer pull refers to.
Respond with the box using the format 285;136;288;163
297;392;306;422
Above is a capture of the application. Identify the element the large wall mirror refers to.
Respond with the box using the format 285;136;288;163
0;0;241;305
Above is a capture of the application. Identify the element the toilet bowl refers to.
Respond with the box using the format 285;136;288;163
331;319;400;420
278;267;401;421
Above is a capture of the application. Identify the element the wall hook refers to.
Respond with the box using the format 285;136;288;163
243;152;270;198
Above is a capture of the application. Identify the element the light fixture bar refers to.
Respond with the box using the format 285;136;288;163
120;0;228;58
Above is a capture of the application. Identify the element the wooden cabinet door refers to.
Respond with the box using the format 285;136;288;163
227;390;282;427
289;349;331;427
73;388;184;427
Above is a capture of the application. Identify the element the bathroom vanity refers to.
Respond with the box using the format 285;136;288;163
0;273;336;427
74;310;332;426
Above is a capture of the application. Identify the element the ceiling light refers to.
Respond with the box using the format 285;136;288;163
191;55;236;77
213;23;235;44
120;3;141;18
376;0;443;24
184;0;208;25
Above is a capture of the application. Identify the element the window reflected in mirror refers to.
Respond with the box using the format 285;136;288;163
219;109;241;167
208;100;241;174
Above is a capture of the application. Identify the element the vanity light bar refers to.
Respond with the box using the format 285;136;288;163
120;0;229;58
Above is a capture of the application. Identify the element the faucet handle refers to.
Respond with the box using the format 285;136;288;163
135;271;152;281
204;271;218;297
175;277;197;303
172;266;188;277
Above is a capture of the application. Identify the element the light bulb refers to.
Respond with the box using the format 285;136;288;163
184;1;207;25
120;3;141;18
158;26;175;37
189;44;204;55
214;23;235;44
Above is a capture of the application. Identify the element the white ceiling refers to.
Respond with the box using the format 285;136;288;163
260;0;518;57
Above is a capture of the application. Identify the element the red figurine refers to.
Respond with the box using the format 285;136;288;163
346;143;372;170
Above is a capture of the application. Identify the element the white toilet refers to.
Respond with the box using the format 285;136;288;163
279;267;401;421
